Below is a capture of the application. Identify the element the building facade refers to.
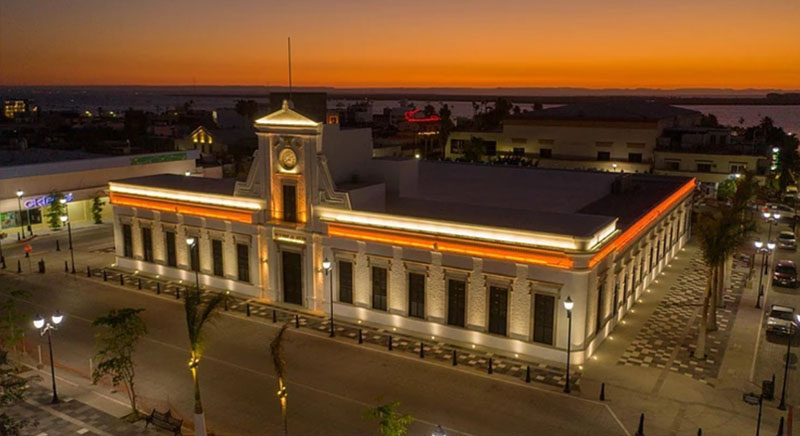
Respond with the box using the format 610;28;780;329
110;101;694;364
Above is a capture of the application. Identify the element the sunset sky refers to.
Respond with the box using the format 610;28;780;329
1;0;799;89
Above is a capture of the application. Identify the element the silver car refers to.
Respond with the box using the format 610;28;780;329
767;305;797;335
778;231;797;250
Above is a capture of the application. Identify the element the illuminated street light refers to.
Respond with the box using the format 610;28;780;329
432;425;447;436
563;296;574;393
323;258;334;337
186;237;199;292
61;215;75;273
33;311;64;403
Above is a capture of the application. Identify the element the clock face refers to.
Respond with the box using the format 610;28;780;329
278;148;298;170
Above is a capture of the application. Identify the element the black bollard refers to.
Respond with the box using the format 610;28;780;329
138;278;142;290
777;416;784;436
635;413;644;436
17;260;21;273
1;256;5;270
452;350;457;366
697;429;702;436
600;382;605;401
17;232;20;241
419;342;425;358
175;288;180;299
103;270;107;281
64;260;68;272
86;266;91;277
525;365;531;383
156;282;161;294
272;309;277;323
56;240;60;251
388;335;393;351
25;251;29;258
488;357;493;374
295;314;300;328
358;328;363;344
120;274;124;285
246;303;251;317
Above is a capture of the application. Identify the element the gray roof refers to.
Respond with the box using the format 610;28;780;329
509;101;700;122
111;174;237;196
0;148;102;167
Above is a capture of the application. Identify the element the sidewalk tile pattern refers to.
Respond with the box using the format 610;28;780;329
93;267;580;390
617;256;747;386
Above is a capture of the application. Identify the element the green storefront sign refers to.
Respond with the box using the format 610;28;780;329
130;152;188;166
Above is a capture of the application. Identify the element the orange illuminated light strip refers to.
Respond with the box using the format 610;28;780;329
328;224;573;269
589;179;695;267
110;193;254;224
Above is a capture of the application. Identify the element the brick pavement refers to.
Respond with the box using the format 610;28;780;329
617;255;748;386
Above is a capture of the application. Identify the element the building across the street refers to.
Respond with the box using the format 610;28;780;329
109;100;694;364
0;149;199;237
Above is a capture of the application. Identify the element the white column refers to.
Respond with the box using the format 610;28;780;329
308;234;323;310
112;208;124;259
427;252;445;322
199;227;211;274
389;246;406;314
223;222;237;280
354;241;370;307
153;211;165;264
467;258;486;330
509;264;531;340
131;216;142;260
176;216;189;269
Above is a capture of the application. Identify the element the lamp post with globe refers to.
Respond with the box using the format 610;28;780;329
563;296;574;393
33;311;65;403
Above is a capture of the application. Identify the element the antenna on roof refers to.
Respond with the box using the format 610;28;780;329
287;37;293;104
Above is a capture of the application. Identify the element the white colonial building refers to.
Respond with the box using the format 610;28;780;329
109;101;695;364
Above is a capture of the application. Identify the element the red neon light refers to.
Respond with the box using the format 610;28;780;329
404;109;441;123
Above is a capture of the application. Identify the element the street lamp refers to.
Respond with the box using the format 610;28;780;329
778;314;800;410
563;296;574;394
60;215;75;274
186;237;200;292
33;311;64;403
765;242;776;277
764;212;780;244
323;258;334;337
15;189;29;238
755;240;765;308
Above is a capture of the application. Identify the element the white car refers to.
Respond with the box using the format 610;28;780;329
778;231;797;250
767;304;797;335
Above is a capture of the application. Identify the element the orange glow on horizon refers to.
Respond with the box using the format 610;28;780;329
1;2;798;89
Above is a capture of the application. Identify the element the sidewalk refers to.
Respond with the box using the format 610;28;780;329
4;363;168;436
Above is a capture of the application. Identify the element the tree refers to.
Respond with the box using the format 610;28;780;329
0;290;30;367
184;287;228;436
45;192;64;230
423;104;436;118
92;308;147;419
363;401;414;436
269;323;290;436
92;196;105;224
716;179;736;200
463;136;486;162
0;367;38;436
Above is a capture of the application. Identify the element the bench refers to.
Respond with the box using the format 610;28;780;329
145;409;183;435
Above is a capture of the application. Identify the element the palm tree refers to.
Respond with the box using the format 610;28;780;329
184;287;228;436
270;322;290;436
695;174;756;357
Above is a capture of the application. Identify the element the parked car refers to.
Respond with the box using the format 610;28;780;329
765;203;796;220
773;260;798;287
767;304;797;335
778;231;797;250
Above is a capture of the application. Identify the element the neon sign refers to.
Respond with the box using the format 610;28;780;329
404;109;440;123
24;192;73;209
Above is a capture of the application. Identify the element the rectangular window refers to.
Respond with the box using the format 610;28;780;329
628;153;643;163
338;260;353;304
649;245;654;271
189;239;199;272
730;164;746;173
212;240;223;277
450;139;467;154
596;280;605;333
371;266;387;311
408;272;425;318
665;160;680;171
122;224;133;258
696;162;712;172
447;279;466;327
513;147;525;156
597;151;611;161
612;279;619;315
165;231;177;267
488;286;508;336
623;272;629;303
141;227;153;262
236;243;249;282
533;294;555;345
539;148;552;158
282;184;297;222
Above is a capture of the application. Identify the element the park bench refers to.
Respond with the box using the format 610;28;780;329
144;409;183;435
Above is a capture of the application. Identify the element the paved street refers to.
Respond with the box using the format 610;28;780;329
0;249;625;436
3;221;799;435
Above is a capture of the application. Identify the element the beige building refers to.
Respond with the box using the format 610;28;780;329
109;101;695;365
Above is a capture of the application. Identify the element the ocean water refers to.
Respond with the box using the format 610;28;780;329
2;87;798;133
